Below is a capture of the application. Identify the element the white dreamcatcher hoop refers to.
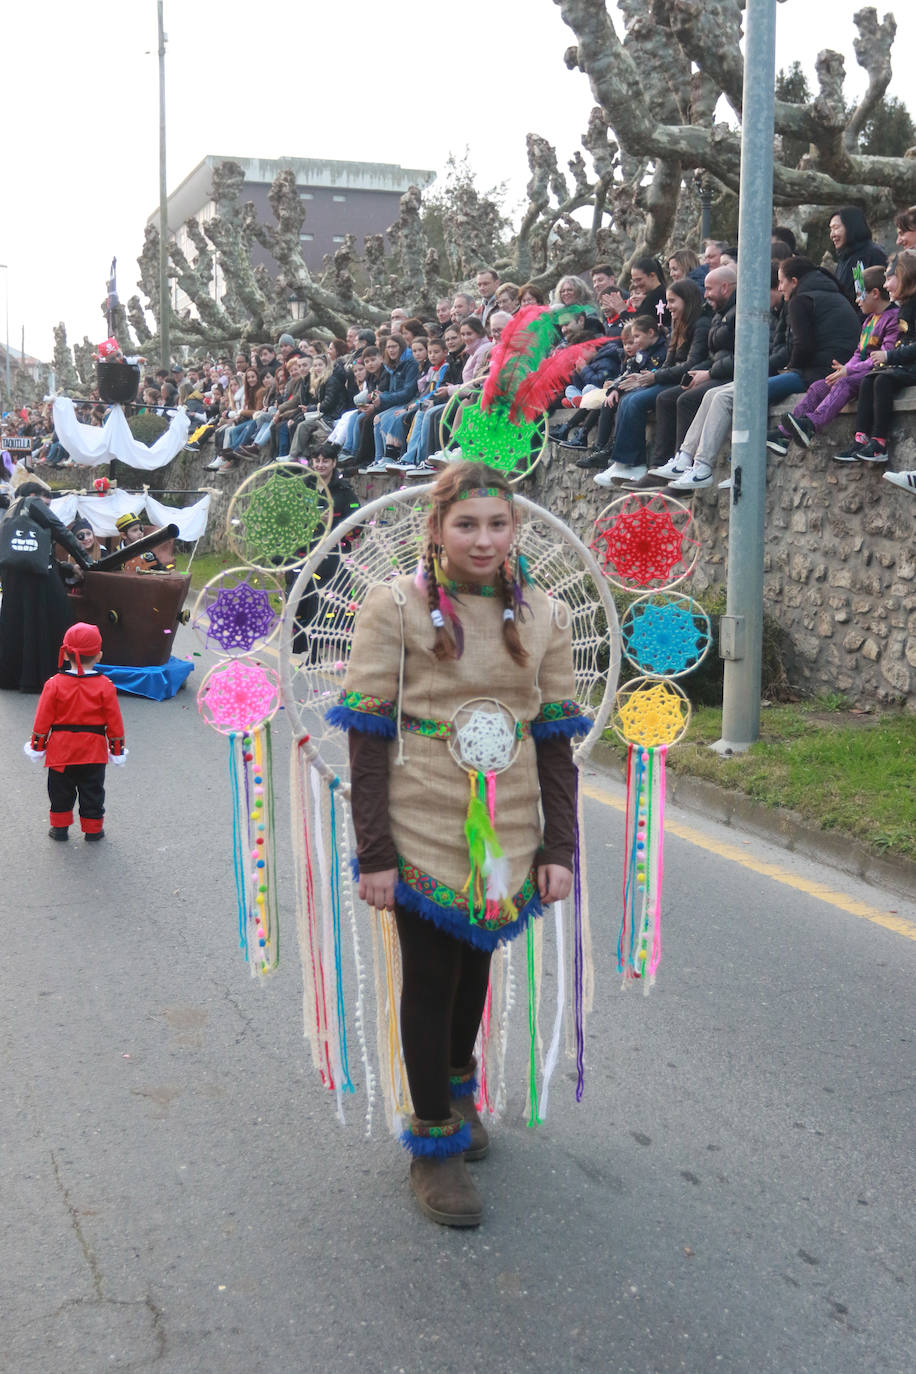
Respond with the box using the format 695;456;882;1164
279;485;621;1137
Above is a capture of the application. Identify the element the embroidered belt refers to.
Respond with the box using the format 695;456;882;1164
400;712;531;741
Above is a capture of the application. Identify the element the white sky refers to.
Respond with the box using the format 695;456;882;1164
3;0;912;362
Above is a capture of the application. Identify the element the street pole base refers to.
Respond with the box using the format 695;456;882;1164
710;737;753;756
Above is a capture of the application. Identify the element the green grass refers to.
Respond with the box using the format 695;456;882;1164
185;550;239;589
603;703;916;862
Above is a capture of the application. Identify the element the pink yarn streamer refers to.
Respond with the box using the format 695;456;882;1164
648;745;666;976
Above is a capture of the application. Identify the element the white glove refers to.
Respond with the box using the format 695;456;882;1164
108;749;128;767
23;742;46;762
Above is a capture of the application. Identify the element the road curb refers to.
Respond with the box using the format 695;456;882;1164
588;740;916;903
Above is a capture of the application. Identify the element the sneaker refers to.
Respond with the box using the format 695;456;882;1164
834;435;868;462
765;429;790;456
385;459;418;472
883;468;916;493
48;826;69;841
428;449;462;469
592;468;618;488
575;449;610;470
358;459;391;474
648;453;690;479
204;456;225;471
599;461;645;481
857;438;888;463
718;476;733;490
668;463;714;490
406;463;437;477
560;429;588;449
784;412;815;448
550;423;571;441
84;830;105;842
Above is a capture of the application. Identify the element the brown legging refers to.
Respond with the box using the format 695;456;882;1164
394;904;492;1121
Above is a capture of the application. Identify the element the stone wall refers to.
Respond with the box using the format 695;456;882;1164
175;397;916;710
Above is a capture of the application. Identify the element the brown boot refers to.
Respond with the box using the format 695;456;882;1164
450;1059;490;1161
409;1156;483;1227
402;1113;483;1227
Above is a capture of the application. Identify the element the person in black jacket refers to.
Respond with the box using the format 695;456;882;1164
289;340;353;460
777;256;861;391
0;480;94;692
287;444;360;656
651;266;738;465
828;207;887;308
839;253;916;465
589;280;711;479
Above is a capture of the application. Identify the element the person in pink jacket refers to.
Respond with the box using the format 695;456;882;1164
767;265;899;453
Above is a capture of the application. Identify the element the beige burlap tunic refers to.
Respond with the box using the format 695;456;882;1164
329;574;588;950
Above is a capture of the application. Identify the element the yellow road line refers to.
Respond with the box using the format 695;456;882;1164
582;779;916;942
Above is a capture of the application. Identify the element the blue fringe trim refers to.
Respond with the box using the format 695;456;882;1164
325;704;397;738
350;855;543;952
394;878;543;953
531;715;592;741
449;1075;478;1099
400;1121;472;1157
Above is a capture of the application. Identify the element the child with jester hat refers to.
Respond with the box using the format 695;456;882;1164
26;622;126;841
326;462;590;1228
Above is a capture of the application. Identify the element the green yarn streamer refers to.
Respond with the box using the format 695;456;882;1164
526;920;541;1127
464;772;504;924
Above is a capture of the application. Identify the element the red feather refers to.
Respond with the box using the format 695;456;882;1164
510;341;599;422
480;306;558;412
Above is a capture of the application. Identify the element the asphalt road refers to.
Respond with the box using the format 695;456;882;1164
1;647;913;1374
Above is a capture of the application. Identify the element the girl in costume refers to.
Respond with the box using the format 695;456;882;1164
327;461;590;1228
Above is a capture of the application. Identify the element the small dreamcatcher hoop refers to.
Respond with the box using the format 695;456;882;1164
191;566;285;656
590;492;700;592
226;461;332;573
447;697;522;775
620;592;712;680
611;676;691;749
197;657;282;735
437;393;547;484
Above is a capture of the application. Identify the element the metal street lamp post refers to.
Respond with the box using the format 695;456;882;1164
713;0;778;754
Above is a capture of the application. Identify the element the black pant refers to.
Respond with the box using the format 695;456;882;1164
855;369;916;437
394;904;492;1121
653;378;724;460
47;763;106;826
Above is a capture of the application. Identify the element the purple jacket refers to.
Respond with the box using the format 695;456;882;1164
842;305;900;379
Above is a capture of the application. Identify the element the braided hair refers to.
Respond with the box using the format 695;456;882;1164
423;461;528;665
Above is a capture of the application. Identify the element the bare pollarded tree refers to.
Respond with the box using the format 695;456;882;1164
47;3;915;376
554;1;914;257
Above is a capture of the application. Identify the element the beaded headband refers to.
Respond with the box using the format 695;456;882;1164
454;487;514;503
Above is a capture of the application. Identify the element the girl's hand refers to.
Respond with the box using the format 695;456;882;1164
359;868;397;911
537;864;573;904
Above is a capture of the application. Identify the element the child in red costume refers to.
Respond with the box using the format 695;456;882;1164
26;622;126;841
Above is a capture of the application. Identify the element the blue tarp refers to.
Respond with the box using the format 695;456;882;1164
97;656;194;701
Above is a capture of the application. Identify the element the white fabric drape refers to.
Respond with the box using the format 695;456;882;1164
144;492;211;541
52;398;191;470
48;490;211;540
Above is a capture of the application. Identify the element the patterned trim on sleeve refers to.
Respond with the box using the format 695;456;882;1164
531;699;591;741
325;690;398;738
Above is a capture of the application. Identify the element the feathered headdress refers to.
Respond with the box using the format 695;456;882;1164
480;304;600;423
